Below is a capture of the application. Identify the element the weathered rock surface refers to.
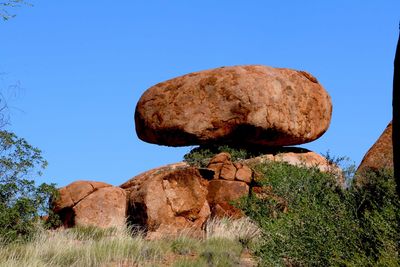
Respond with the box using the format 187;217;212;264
73;187;127;228
207;152;253;183
53;180;110;213
52;181;127;228
205;153;253;217
120;157;257;235
207;180;249;218
121;164;210;239
356;121;393;184
135;65;332;147
51;148;341;235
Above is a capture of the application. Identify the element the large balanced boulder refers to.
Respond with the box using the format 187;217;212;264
120;163;210;239
135;65;332;147
52;181;127;229
356;121;393;184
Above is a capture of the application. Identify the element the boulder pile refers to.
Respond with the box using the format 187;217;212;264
52;65;338;238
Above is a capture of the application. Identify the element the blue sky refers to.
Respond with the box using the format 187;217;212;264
0;1;399;187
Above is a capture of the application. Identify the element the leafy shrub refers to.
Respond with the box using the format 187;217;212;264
350;169;400;265
239;161;399;266
0;130;58;242
184;145;258;167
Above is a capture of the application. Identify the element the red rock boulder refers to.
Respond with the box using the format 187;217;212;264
52;180;127;229
120;163;210;239
135;65;332;147
207;180;249;218
356;121;393;184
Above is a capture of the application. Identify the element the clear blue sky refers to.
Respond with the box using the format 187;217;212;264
0;1;399;187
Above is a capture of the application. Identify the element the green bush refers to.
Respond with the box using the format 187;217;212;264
0;130;58;243
183;145;258;167
238;161;399;266
350;169;400;265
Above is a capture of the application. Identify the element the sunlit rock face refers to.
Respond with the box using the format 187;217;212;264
135;65;332;147
52;180;127;229
121;164;210;239
356;121;393;185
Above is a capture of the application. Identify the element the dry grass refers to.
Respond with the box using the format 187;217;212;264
0;217;260;267
205;217;261;247
0;226;158;267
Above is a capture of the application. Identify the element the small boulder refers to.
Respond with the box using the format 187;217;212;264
234;163;252;183
53;180;110;212
73;187;127;228
207;180;250;218
206;152;254;183
52;180;126;229
220;163;237;180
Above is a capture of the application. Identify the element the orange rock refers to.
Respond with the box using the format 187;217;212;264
73;187;127;228
356;121;393;184
209;152;231;164
358;121;393;172
53;187;74;212
207;162;224;179
207;180;249;218
135;65;332;147
207;152;254;183
52;180;125;228
220;163;237;181
52;180;111;212
123;166;210;238
234;163;252;183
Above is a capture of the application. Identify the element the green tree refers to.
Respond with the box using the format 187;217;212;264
0;131;58;242
0;0;58;243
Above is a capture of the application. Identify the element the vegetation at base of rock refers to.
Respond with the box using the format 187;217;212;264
0;218;256;267
0;130;59;243
238;161;399;266
184;145;261;167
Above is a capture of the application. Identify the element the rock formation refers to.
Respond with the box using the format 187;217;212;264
120;163;210;239
52;65;338;239
135;65;332;147
205;152;252;218
357;121;393;172
356;121;393;185
52;181;127;229
118;151;339;238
